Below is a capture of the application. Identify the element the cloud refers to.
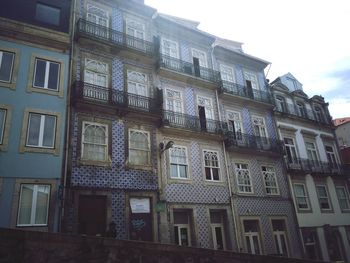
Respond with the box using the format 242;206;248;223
328;97;350;118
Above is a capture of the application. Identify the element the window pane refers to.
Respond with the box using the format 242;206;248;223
36;3;60;26
18;185;34;225
27;114;41;146
170;164;178;178
42;115;56;147
47;62;59;90
0;109;6;144
179;165;187;178
34;60;46;88
0;51;14;82
34;185;50;224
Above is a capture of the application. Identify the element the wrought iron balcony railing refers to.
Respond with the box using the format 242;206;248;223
275;102;331;125
285;157;343;175
219;81;273;105
158;54;221;83
77;19;155;55
225;132;283;154
162;111;228;135
72;81;162;114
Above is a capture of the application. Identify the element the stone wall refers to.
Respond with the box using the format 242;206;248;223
0;228;322;263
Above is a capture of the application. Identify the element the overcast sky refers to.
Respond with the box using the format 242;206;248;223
145;0;350;119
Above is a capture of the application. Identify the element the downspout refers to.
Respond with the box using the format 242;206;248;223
212;45;241;251
60;0;77;232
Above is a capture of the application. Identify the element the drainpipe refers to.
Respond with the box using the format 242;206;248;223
212;43;241;250
60;0;76;232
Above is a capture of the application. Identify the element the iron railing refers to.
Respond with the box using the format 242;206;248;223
162;111;228;135
77;19;155;55
72;81;162;114
219;81;273;104
275;102;331;125
225;132;283;154
158;54;221;83
285;157;343;175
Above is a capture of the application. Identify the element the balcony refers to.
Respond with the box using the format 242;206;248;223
72;81;162;115
162;111;228;135
219;81;273;105
285;158;343;176
76;19;155;56
158;54;221;83
225;132;283;155
275;103;331;125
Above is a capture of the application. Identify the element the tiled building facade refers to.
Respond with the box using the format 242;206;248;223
271;74;350;262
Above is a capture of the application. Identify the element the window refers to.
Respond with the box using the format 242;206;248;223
128;129;150;166
314;106;324;122
169;146;188;179
161;38;179;59
191;48;208;68
261;166;279;195
272;219;289;257
26;113;56;148
220;64;235;83
226;111;243;141
275;96;286;112
83;59;109;101
203;150;220;181
235;163;252;193
243;220;262;254
17;184;50;226
252;116;267;138
284;137;298;164
33;58;60;91
0;50;15;83
296;102;306;118
325;145;338;169
126;19;145;40
35;3;60;26
197;96;214;119
210;211;226;250
336;186;350;211
302;229;321;260
174;211;191;246
293;183;310;210
86;4;109;27
165;89;183;113
316;185;332;211
81;122;108;162
0;109;6;145
305;142;319;163
244;71;259;90
127;70;148;96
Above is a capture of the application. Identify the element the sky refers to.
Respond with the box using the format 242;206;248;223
145;0;350;119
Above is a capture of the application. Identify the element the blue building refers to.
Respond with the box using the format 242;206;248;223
0;0;71;231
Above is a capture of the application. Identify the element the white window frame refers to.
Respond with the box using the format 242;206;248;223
271;219;289;257
81;121;108;162
252;115;268;138
335;186;350;211
211;223;226;250
226;110;243;140
0;108;6;144
128;129;151;166
219;64;235;83
125;18;145;40
244;70;259;90
165;88;184;113
161;37;179;59
243;220;262;255
127;70;148;97
169;145;188;179
261;165;279;195
316;185;332;211
33;58;61;91
305;141;319;162
283;137;299;164
235;163;253;193
86;3;109;27
325;145;338;168
293;183;310;210
84;58;109;87
191;48;208;68
17;184;51;226
0;50;15;83
26;113;57;149
203;150;220;181
275;95;286;112
197;95;215;120
174;224;191;246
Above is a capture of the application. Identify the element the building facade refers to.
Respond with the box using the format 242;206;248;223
271;76;350;262
62;0;303;258
0;0;71;231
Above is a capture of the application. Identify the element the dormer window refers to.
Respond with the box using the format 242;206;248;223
275;96;286;112
296;102;306;118
314;106;324;123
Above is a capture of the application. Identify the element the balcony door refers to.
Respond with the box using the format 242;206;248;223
252;116;268;148
283;137;299;168
84;59;109;101
126;19;145;51
127;70;149;110
197;96;214;131
86;4;109;38
161;38;179;70
244;71;259;99
227;110;243;143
